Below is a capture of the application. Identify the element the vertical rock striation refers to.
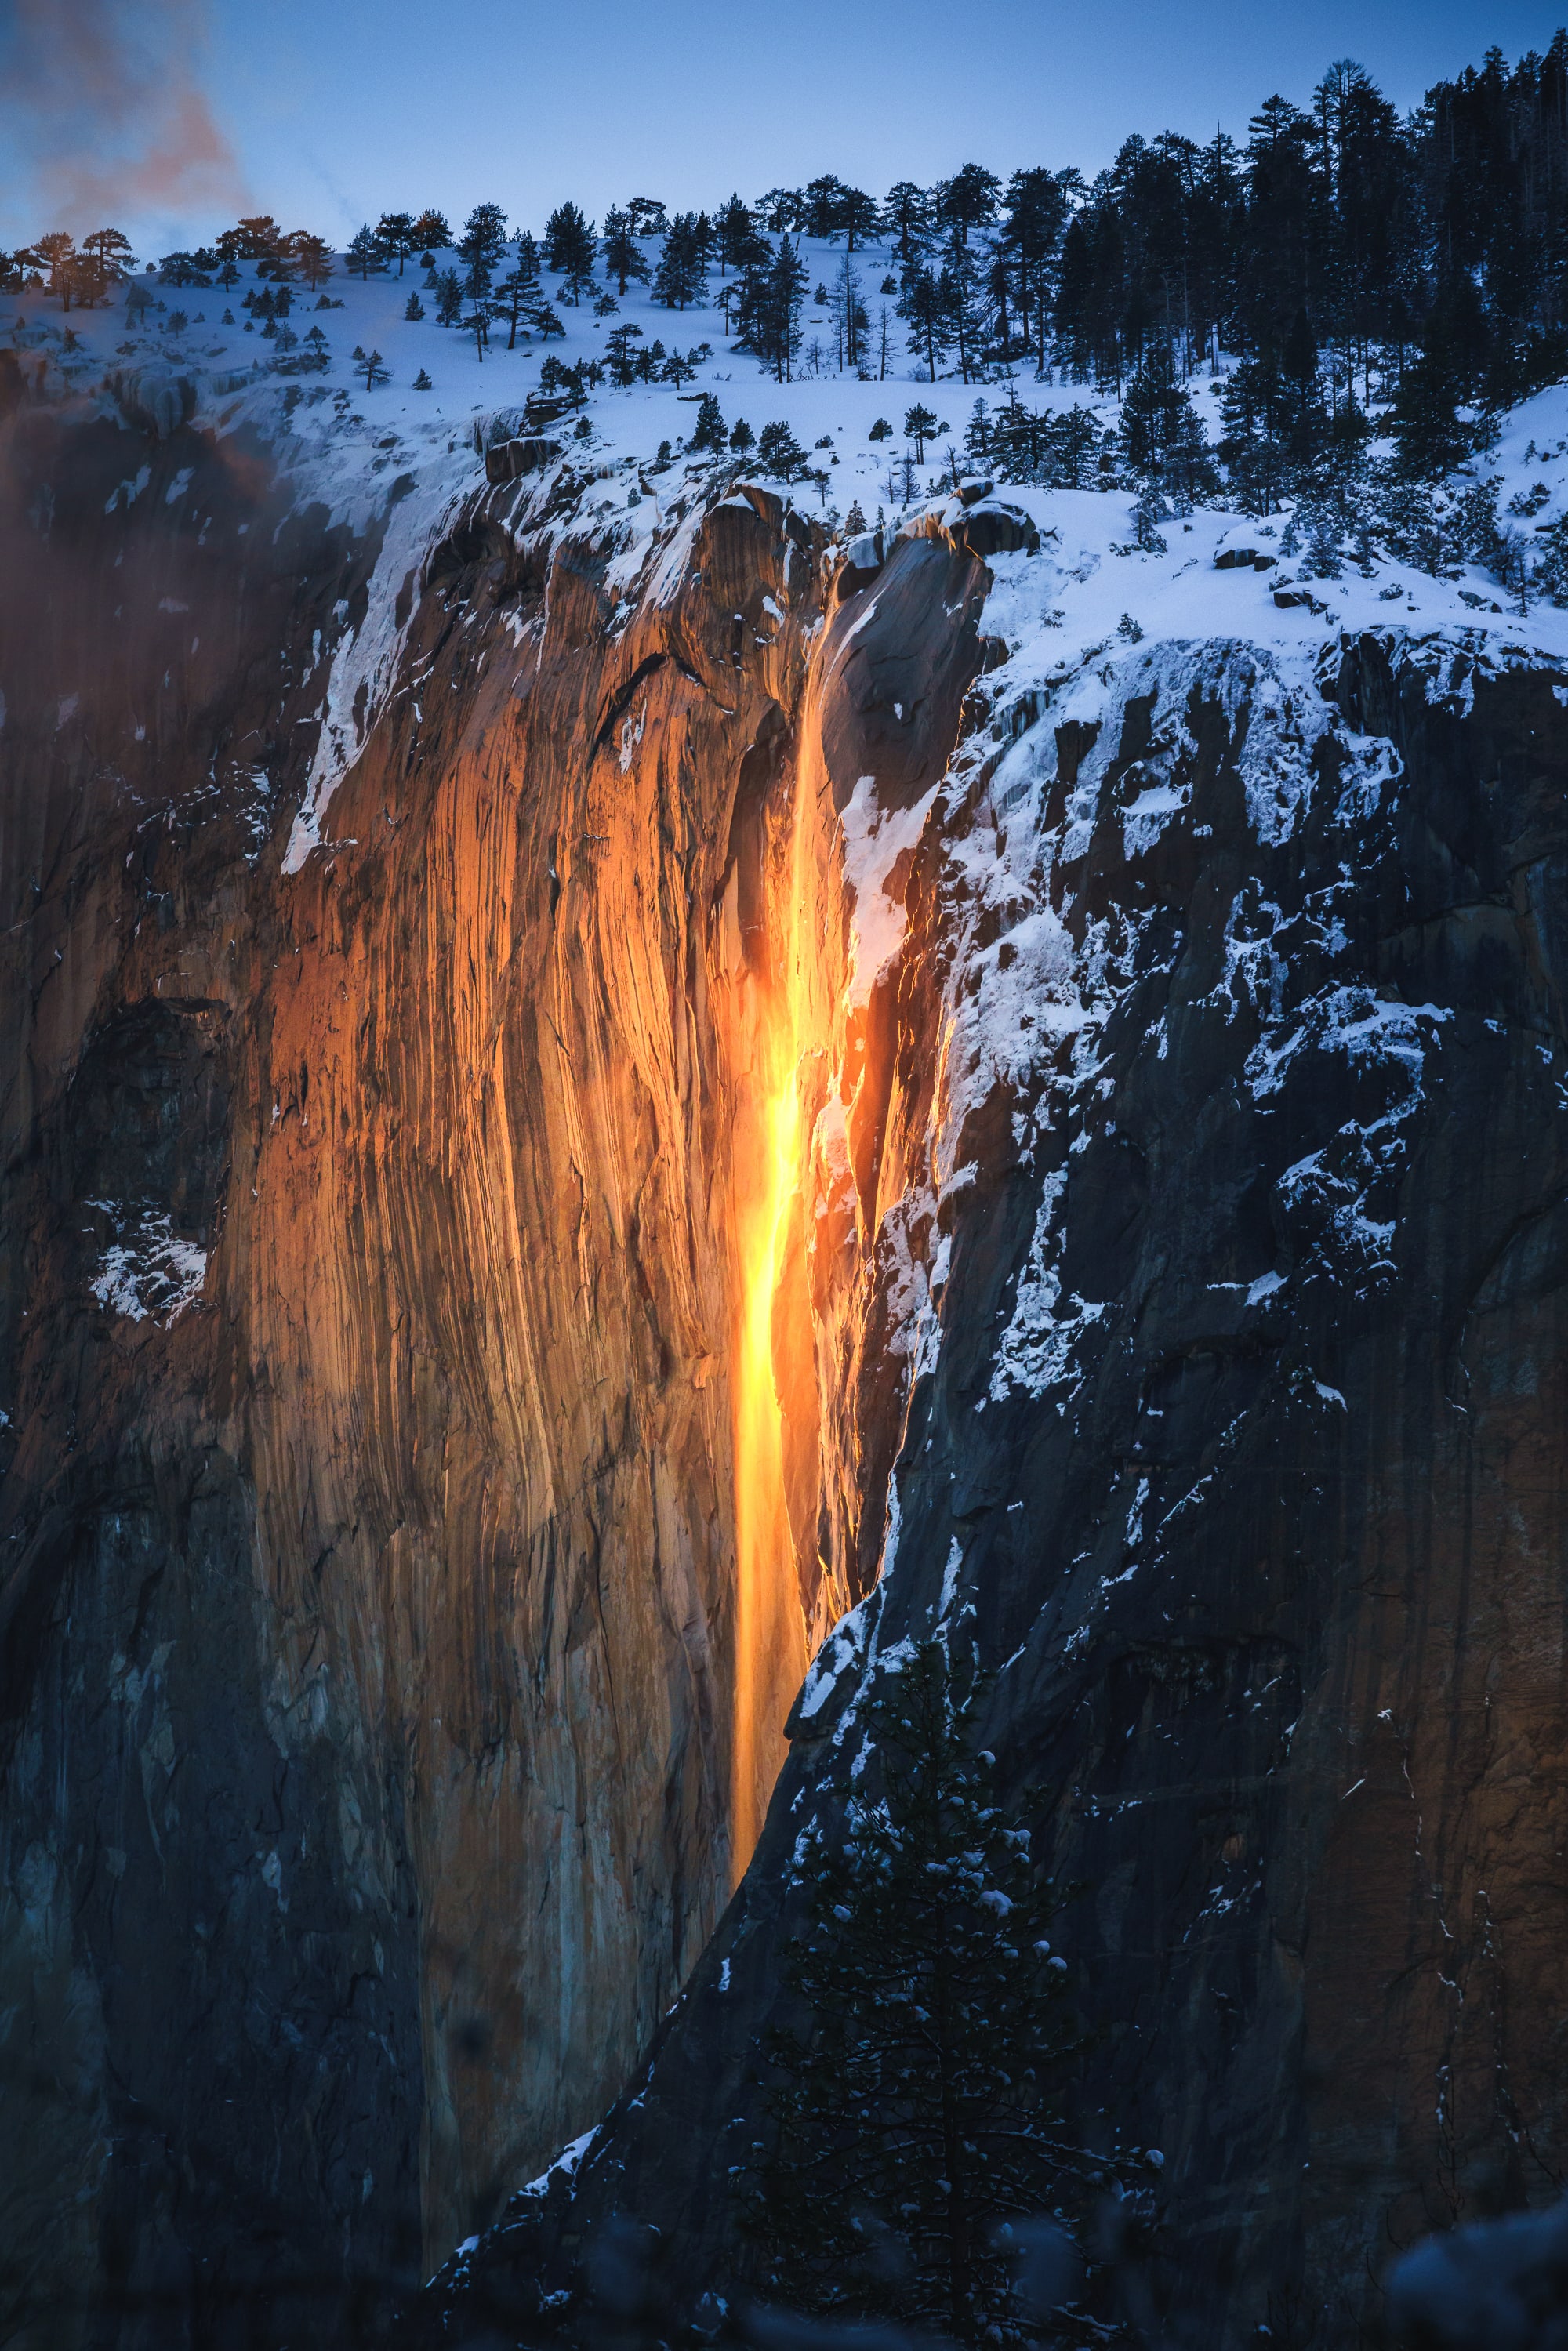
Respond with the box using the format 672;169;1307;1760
0;366;983;2338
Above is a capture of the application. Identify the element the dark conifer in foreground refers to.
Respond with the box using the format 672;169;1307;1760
750;1642;1120;2345
653;212;708;310
902;401;937;459
411;208;452;254
757;419;808;479
375;211;418;274
601;206;651;295
345;225;384;279
688;390;726;451
495;230;543;348
456;202;507;304
543;201;597;303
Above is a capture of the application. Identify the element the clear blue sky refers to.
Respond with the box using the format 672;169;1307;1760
4;0;1567;253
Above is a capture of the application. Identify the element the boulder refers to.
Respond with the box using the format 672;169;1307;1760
958;502;1040;559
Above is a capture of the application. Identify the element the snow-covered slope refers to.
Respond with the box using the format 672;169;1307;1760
12;235;1568;659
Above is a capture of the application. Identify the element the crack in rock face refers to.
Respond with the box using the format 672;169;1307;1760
5;366;1568;2351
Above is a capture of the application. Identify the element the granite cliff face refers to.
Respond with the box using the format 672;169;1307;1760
426;598;1568;2348
0;364;985;2340
6;347;1568;2351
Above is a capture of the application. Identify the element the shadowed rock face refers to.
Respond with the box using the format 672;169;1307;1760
424;630;1568;2350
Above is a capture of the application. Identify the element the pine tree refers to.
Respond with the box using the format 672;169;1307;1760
434;268;464;328
1388;336;1473;479
750;1642;1110;2343
757;187;804;234
604;321;645;385
411;209;452;254
34;231;77;307
653;213;708;310
716;194;765;278
938;227;986;384
903;402;938;461
1493;521;1533;613
456;201;507;303
1131;483;1170;552
229;215;287;267
899;265;952;380
405;292;425;321
936;161;1002;245
729;417;755;454
803;174;849;239
881;180;932;282
840;187;880;251
376;212;418;274
753;237;807;381
829;246;868;371
757;420;808;480
346;225;384;280
998;167;1069;373
1218;351;1293;513
79;227;135;303
1120;340;1219;510
289;232;335;291
543;202;597;303
601;206;651;295
357;349;390;390
689;391;726;452
495;231;543;348
1534;513;1568;606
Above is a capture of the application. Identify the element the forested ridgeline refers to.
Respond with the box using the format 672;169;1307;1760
7;37;1568;555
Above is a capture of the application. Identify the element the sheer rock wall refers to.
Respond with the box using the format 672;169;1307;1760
429;622;1568;2349
0;377;982;2338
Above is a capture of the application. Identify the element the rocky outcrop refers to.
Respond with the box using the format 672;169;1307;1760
424;619;1568;2349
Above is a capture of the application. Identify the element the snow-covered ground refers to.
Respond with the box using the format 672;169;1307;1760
9;231;1568;672
11;232;1568;889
